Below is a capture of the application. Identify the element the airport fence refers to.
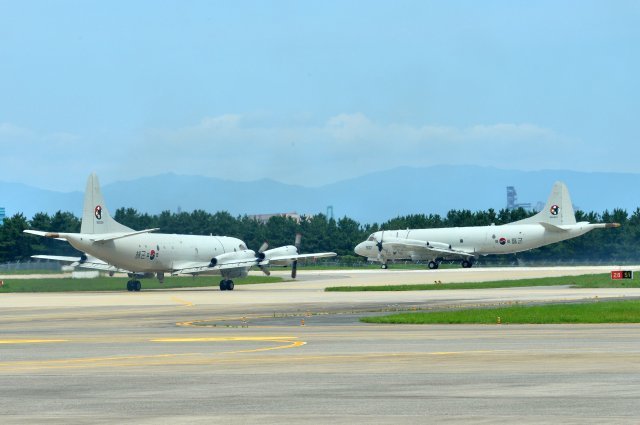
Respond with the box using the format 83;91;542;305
0;260;61;272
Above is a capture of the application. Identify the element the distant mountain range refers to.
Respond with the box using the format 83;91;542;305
2;165;639;224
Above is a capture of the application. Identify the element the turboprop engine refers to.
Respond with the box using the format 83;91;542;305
262;245;298;265
209;250;257;267
255;234;304;278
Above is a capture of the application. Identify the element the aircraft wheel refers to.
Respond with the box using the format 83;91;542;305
381;264;388;270
134;281;142;291
428;261;439;270
461;260;472;268
126;281;133;291
228;281;234;291
219;280;226;291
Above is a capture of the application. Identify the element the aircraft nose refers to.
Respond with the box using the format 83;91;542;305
354;241;366;256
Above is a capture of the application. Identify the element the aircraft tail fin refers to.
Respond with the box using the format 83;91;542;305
80;173;133;234
513;181;576;226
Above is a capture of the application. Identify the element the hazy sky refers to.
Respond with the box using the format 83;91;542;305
1;1;638;191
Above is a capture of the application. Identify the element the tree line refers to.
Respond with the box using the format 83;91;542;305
0;206;636;265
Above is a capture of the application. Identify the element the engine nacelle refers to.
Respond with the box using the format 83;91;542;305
263;245;298;266
426;241;452;250
209;250;257;267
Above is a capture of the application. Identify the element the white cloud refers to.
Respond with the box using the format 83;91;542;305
0;122;34;139
198;114;242;130
0;114;603;190
137;113;574;186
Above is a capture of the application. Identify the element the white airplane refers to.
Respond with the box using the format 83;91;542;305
354;181;620;269
25;173;336;291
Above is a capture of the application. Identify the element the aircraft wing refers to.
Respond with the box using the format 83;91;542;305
171;260;259;276
259;252;337;264
173;251;337;275
383;239;475;260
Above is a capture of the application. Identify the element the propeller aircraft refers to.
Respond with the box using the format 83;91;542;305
25;174;336;291
354;181;619;269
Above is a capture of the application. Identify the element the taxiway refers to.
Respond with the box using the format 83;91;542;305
1;266;640;424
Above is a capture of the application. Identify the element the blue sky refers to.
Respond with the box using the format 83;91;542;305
1;1;638;190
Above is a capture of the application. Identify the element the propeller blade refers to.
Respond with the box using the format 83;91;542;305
376;230;385;262
376;230;384;252
291;260;298;279
258;265;271;276
258;241;269;253
294;233;302;250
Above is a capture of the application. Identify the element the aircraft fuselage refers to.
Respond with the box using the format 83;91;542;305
355;222;604;262
62;232;248;274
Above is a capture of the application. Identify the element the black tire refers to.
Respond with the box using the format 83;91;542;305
461;260;472;268
126;281;133;291
134;281;141;291
219;280;226;291
428;261;439;270
228;281;234;291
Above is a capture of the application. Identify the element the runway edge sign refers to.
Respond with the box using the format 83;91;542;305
611;270;633;280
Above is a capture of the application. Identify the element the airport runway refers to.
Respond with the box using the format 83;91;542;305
2;267;640;424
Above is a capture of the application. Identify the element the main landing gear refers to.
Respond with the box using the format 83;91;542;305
219;279;235;291
126;280;142;292
428;261;440;270
461;260;473;268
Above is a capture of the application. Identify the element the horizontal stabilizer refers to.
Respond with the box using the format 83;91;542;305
24;230;66;241
32;254;128;273
32;254;81;262
539;222;569;232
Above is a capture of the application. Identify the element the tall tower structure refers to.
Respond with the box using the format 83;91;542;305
507;186;531;210
506;186;517;210
326;205;334;220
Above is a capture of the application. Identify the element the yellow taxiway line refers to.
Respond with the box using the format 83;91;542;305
0;339;68;344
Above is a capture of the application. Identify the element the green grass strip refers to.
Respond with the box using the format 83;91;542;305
326;273;639;292
361;300;640;324
0;275;283;292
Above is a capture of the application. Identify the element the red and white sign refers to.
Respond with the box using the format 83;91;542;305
611;271;633;280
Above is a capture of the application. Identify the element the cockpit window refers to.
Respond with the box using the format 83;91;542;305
239;244;247;250
367;235;375;241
